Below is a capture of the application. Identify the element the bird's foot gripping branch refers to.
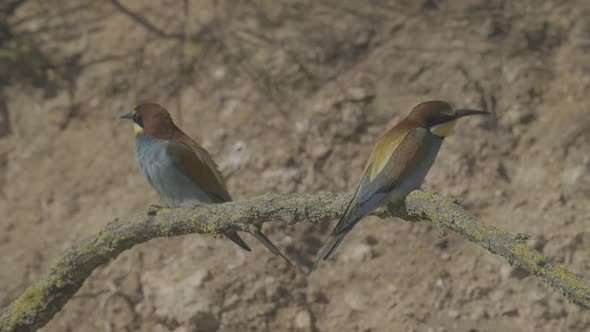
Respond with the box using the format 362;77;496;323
1;190;590;331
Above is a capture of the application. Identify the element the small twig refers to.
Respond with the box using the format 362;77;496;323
109;0;184;40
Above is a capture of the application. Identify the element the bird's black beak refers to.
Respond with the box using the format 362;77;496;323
119;113;134;120
455;109;491;118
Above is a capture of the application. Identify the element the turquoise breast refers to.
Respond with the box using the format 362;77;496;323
134;134;213;207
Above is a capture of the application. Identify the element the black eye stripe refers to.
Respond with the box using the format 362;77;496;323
439;115;454;123
133;113;144;127
428;114;455;127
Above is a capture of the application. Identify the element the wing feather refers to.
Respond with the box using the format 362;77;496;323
166;137;293;266
166;139;231;203
331;128;430;236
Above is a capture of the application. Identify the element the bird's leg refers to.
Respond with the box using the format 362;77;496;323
147;204;165;216
515;233;531;241
383;200;405;216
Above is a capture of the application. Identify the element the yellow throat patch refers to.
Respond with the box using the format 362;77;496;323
430;120;457;137
133;123;144;135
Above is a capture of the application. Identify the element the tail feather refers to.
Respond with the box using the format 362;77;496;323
225;231;252;252
251;231;297;269
308;231;349;275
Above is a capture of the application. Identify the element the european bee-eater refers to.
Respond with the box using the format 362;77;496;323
310;100;490;273
121;103;293;267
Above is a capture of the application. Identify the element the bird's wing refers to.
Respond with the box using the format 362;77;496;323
331;127;431;236
166;139;232;203
168;139;295;266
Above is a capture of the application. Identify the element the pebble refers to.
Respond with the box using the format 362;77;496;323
344;291;369;311
501;104;535;126
341;243;374;262
448;309;461;319
347;86;372;101
191;269;213;288
226;140;249;169
561;165;587;193
294;310;313;330
310;143;331;159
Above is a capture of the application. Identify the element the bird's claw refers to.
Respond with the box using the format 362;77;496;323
515;233;530;241
147;204;163;216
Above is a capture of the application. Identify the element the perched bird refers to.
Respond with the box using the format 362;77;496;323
310;100;490;273
121;103;293;267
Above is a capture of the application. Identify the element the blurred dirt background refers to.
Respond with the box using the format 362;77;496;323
1;0;590;331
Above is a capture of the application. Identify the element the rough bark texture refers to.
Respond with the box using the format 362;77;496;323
1;190;589;331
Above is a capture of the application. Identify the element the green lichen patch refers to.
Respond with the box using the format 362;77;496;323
554;266;590;300
3;283;45;326
513;243;548;276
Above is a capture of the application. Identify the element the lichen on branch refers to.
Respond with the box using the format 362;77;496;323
1;190;589;332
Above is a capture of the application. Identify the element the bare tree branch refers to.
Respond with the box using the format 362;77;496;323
1;190;589;331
